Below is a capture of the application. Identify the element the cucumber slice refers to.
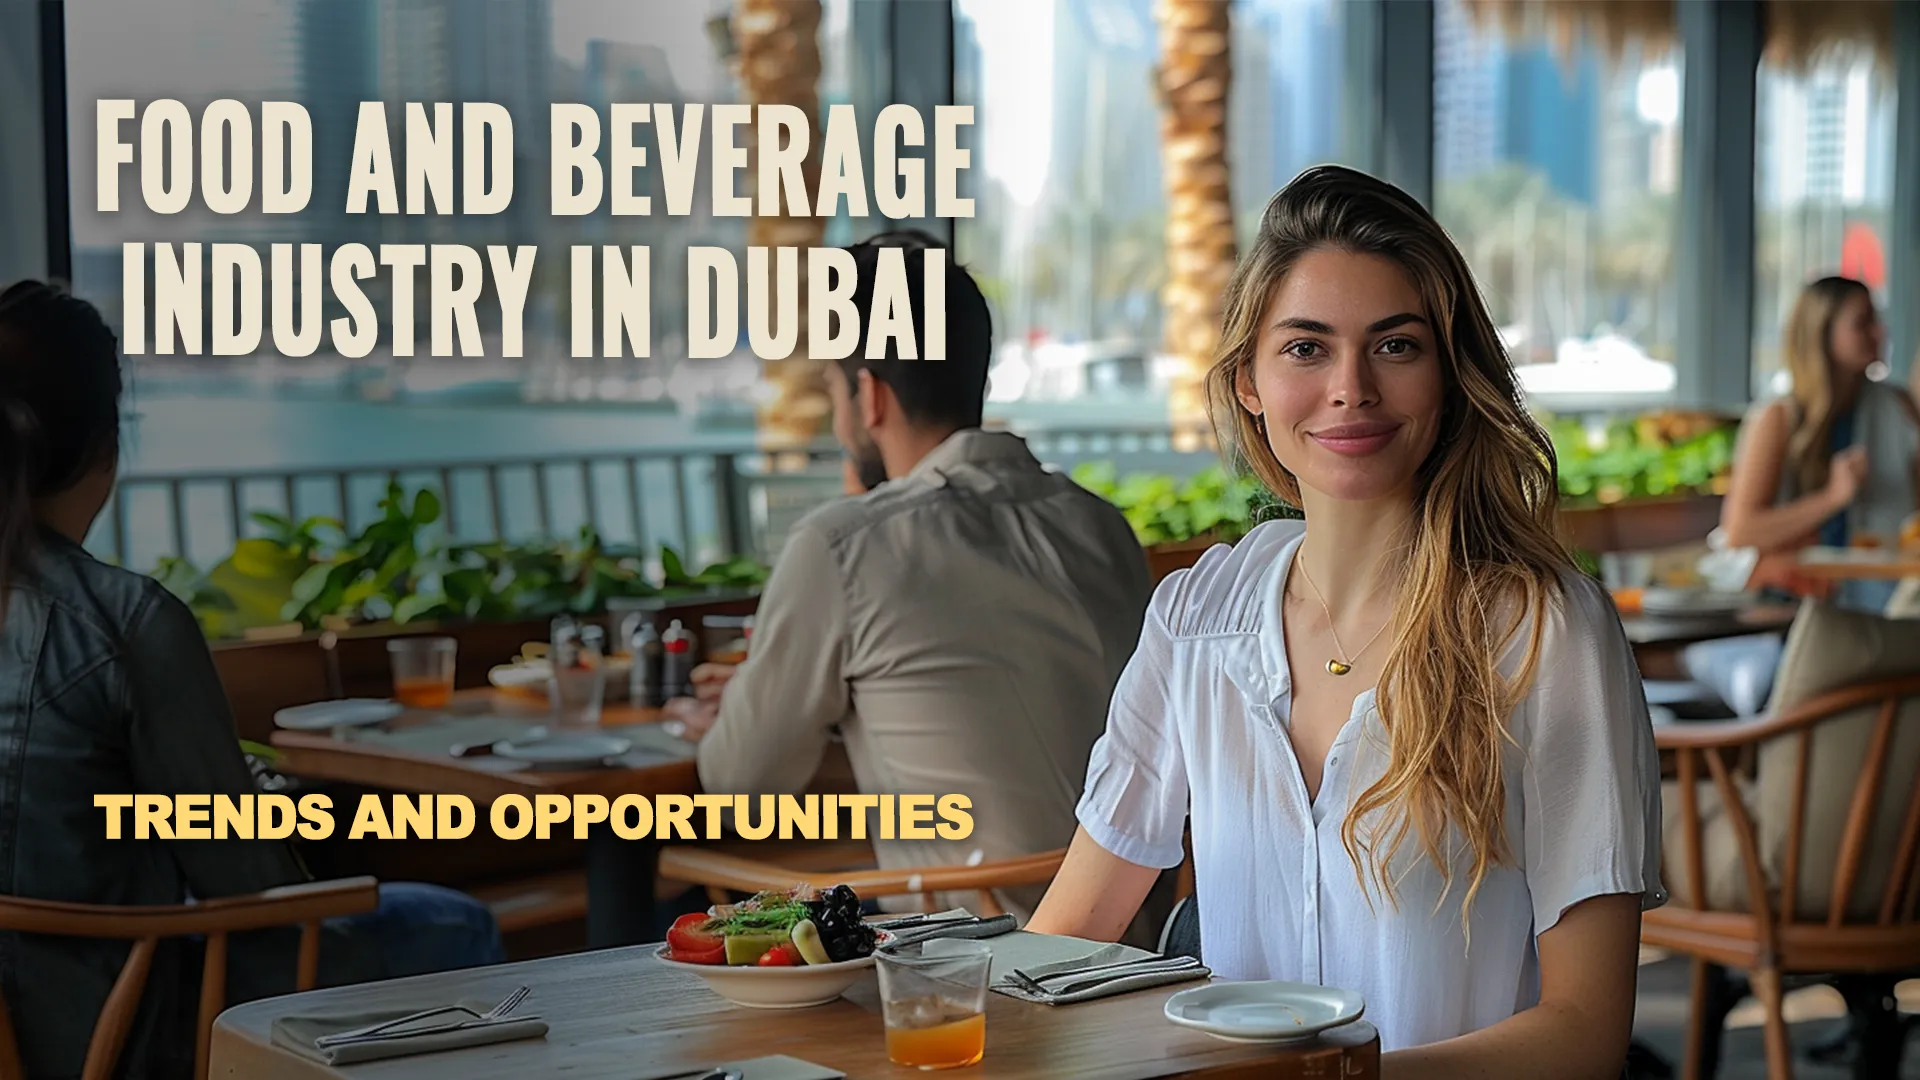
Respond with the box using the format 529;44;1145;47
790;918;831;965
723;930;790;966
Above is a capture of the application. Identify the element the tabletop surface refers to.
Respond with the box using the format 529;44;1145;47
268;690;697;800
1794;547;1920;580
210;942;1380;1079
1618;602;1798;646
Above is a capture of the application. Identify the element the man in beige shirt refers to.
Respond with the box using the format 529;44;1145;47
670;232;1169;941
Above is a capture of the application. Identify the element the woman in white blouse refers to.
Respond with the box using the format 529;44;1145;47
1028;165;1665;1077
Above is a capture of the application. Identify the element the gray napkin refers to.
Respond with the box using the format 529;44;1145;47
986;933;1209;1005
270;999;548;1065
628;1055;845;1080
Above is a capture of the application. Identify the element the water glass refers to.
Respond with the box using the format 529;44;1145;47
875;940;991;1070
549;620;606;729
387;637;456;710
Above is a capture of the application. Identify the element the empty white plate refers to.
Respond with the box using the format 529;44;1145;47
274;699;404;731
490;732;633;768
1164;981;1365;1043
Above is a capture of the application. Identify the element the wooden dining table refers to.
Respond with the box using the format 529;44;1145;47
1794;547;1920;581
269;689;695;949
209;942;1382;1078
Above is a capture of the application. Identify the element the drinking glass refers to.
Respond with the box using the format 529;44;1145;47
387;637;456;709
875;940;991;1070
548;619;606;729
702;615;753;664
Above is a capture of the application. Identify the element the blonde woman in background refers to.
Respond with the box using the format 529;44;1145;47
1721;276;1920;613
1027;166;1663;1078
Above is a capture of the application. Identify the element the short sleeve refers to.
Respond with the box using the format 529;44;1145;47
1520;574;1668;935
1074;573;1190;870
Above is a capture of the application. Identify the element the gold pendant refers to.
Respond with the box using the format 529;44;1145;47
1327;659;1352;676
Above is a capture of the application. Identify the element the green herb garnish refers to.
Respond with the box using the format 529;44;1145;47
703;890;811;935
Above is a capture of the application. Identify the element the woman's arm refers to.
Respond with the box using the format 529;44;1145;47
1381;893;1642;1080
1720;399;1852;551
1025;826;1164;941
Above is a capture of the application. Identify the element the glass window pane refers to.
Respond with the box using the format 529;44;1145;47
1751;50;1895;398
953;0;1345;409
1432;0;1683;412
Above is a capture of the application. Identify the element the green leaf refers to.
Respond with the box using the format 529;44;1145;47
412;488;442;526
660;545;688;584
393;591;447;624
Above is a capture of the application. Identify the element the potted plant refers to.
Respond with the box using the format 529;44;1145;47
1071;463;1294;580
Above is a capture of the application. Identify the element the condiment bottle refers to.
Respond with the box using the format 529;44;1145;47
661;619;696;700
628;616;663;707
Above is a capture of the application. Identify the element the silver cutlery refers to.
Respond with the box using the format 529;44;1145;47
315;985;530;1046
1004;956;1199;998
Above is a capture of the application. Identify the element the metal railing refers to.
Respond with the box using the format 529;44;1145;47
97;422;1220;571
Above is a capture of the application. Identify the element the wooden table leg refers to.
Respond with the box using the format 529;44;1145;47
587;828;659;948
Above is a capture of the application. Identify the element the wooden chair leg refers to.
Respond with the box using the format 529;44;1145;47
1750;965;1794;1080
1683;959;1740;1080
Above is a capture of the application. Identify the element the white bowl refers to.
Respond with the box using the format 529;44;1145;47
653;943;880;1009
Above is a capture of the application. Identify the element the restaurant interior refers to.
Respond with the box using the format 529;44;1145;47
6;0;1920;1077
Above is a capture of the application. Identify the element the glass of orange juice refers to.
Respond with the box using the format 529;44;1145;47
387;637;456;709
876;940;991;1070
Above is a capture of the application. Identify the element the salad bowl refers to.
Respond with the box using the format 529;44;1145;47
653;942;886;1009
653;884;891;1009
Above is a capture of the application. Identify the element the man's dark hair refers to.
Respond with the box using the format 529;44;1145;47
838;229;993;431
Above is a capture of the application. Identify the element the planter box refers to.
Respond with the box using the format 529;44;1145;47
1145;536;1227;584
1557;494;1723;555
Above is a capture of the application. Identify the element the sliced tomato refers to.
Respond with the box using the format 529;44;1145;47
756;943;801;967
667;912;723;956
672;941;727;965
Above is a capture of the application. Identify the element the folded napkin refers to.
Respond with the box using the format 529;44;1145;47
986;934;1209;1006
270;999;548;1066
628;1054;845;1080
881;912;1017;948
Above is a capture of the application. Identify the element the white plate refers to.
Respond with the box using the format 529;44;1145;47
1164;981;1365;1043
273;699;404;731
652;934;890;1009
1639;587;1750;616
490;732;633;768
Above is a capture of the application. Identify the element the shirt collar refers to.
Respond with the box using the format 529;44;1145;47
901;428;1039;488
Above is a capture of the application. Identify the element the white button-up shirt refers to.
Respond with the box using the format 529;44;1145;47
1076;520;1666;1051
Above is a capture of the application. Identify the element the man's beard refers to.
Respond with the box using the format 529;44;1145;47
850;448;889;493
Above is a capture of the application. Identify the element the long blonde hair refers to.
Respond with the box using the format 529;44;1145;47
1782;276;1872;495
1205;165;1570;920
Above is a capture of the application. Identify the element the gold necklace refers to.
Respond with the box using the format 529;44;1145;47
1293;556;1392;676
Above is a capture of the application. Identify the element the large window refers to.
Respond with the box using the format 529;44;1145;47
63;0;857;568
1432;0;1683;412
1751;49;1895;397
954;0;1344;409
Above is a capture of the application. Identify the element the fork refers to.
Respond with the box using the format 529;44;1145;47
315;985;530;1047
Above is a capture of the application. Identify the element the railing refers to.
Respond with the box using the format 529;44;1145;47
97;422;1220;571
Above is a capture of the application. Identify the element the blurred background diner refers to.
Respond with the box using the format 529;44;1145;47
6;0;1920;1077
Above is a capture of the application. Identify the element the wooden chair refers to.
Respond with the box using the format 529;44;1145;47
658;846;1067;916
0;877;380;1080
1647;668;1920;1080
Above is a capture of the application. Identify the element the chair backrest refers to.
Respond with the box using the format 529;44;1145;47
1159;893;1201;961
1754;601;1920;926
0;877;379;1080
658;847;1066;918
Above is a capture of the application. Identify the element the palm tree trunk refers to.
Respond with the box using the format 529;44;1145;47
734;0;827;449
1156;0;1236;447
